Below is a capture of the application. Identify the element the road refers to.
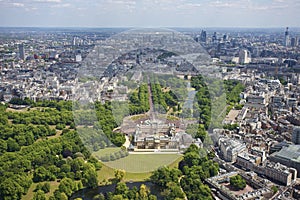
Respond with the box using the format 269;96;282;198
123;135;131;148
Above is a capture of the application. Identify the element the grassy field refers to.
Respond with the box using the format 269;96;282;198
92;147;121;157
97;155;183;183
104;154;182;173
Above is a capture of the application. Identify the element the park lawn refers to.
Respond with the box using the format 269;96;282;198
168;156;183;168
92;147;121;157
104;154;182;173
97;164;115;184
97;154;183;183
22;181;60;200
97;164;151;183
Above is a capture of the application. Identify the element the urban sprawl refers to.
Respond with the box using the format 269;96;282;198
2;27;300;199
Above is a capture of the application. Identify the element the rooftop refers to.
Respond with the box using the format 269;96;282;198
272;144;300;162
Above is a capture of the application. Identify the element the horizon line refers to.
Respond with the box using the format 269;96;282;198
0;26;300;29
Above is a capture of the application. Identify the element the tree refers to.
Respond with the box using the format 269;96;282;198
149;195;157;200
150;167;182;188
271;185;278;194
33;166;52;182
77;180;83;190
114;169;125;182
82;164;98;188
230;175;246;190
70;157;85;172
0;139;7;154
34;183;43;192
60;192;68;200
60;163;71;173
196;125;208;142
139;184;150;200
59;177;77;197
114;182;128;198
111;195;124;200
93;193;105;200
42;182;50;193
127;186;138;200
161;182;185;200
33;190;46;200
7;137;20;152
183;151;200;167
0;178;24;200
180;177;213;200
53;190;68;200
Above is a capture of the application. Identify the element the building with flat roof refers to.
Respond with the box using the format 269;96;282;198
219;137;246;162
236;152;261;171
250;147;266;162
239;49;251;64
269;145;300;177
19;43;25;60
292;126;300;144
236;152;296;186
206;171;273;200
263;161;297;186
269;141;292;154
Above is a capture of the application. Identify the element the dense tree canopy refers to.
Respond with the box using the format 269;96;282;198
230;175;246;190
179;144;218;200
0;101;101;200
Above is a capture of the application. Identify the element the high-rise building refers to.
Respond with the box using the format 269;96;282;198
292;126;300;144
291;37;297;47
284;27;290;47
212;32;217;43
19;44;25;60
200;30;207;43
73;37;77;46
239;49;251;64
223;34;228;41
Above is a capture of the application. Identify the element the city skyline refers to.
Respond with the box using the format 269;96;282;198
0;0;300;28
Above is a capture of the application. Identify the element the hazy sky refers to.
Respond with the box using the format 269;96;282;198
0;0;299;27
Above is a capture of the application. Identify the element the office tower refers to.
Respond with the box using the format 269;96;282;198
73;37;77;46
223;34;228;41
212;32;217;43
200;30;207;43
291;37;296;47
19;44;25;60
292;126;300;144
291;37;299;47
284;27;290;47
239;49;251;64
